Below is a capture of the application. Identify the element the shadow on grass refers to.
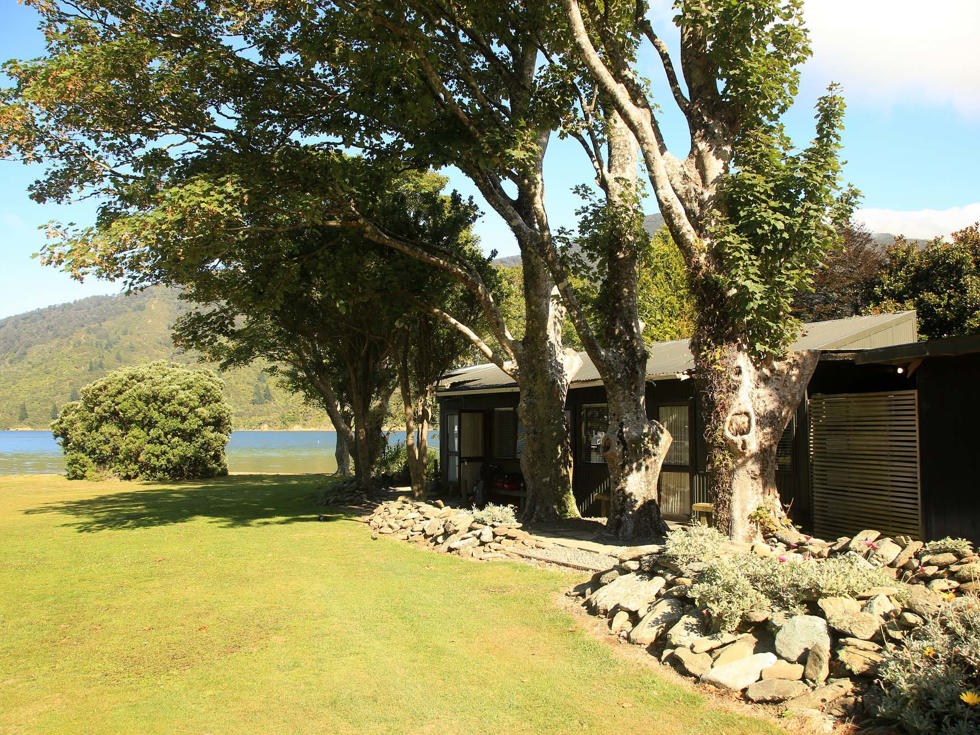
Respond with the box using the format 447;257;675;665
24;474;350;532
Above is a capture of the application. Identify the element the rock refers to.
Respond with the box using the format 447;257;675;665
959;580;980;594
836;645;883;676
745;679;809;703
775;615;831;663
713;634;759;668
618;544;663;562
830;536;852;554
690;632;737;655
587;573;666;616
898;611;924;628
594;569;621;586
903;584;944;617
862;594;896;618
621;560;641;572
610;610;633;635
890;540;923;569
423;518;445;537
701;653;777;692
744;609;771;624
921;552;958;568
785;679;855;713
665;613;704;648
847;530;881;553
804;641;831;685
927;578;959;592
856;586;900;599
449;536;479;551
752;543;775;557
478;526;494;544
952;562;980;581
762;660;805;681
839;637;881;651
869;539;903;566
629;598;686;646
883;620;905;641
669;648;713;678
817;597;880;640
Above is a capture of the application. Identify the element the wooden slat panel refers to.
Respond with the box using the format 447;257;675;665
809;390;921;539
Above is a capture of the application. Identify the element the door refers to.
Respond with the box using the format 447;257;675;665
658;403;693;519
459;411;485;497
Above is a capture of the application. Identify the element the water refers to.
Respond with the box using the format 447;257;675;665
0;430;437;476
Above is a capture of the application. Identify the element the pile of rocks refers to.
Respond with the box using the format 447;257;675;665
367;498;551;561
750;528;980;595
571;530;978;724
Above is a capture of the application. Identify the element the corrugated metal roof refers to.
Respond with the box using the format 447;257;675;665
436;311;917;394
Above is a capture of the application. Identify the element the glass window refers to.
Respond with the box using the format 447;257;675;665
659;471;691;518
660;404;690;466
460;411;484;458
493;408;518;459
446;413;459;483
581;404;608;464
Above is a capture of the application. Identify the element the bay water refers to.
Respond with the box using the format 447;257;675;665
0;430;436;476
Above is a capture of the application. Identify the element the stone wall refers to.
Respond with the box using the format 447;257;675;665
571;530;978;727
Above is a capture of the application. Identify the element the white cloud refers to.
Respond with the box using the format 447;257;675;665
855;203;980;239
803;1;980;117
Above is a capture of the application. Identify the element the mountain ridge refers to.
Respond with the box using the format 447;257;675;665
0;286;329;431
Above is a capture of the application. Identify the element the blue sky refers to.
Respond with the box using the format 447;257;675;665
2;0;979;319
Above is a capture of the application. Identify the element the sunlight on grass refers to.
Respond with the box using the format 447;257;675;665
0;475;785;734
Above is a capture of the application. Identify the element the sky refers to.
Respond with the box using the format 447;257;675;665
1;0;979;319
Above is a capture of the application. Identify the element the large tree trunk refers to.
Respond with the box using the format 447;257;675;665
603;382;672;538
517;249;580;522
693;337;820;544
349;381;392;492
334;431;352;477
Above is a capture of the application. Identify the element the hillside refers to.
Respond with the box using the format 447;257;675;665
0;287;329;430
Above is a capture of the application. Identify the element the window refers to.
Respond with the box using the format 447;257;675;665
460;411;484;458
493;408;518;459
581;404;608;464
659;404;690;466
446;413;459;483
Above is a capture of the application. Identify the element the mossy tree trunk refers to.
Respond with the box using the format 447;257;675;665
694;333;819;543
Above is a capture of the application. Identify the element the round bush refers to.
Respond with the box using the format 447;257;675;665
52;362;233;481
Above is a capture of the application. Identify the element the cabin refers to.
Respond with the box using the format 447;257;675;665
436;310;979;544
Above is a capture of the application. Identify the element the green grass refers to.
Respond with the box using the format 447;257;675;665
0;474;786;735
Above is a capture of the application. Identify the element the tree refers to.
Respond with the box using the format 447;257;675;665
794;221;886;322
867;224;980;340
51;361;232;481
17;403;28;423
0;0;582;522
562;0;855;541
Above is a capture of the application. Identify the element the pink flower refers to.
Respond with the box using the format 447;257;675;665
778;555;787;562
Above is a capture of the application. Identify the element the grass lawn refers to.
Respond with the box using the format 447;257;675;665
0;474;787;734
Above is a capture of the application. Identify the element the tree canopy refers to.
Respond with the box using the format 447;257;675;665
868;225;980;340
52;361;232;481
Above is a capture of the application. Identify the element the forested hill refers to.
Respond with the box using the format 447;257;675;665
0;287;327;430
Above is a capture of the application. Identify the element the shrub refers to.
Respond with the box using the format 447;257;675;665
668;524;894;632
375;440;438;483
663;524;730;567
923;537;975;556
52;362;232;481
690;558;769;632
875;600;980;735
472;503;517;526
